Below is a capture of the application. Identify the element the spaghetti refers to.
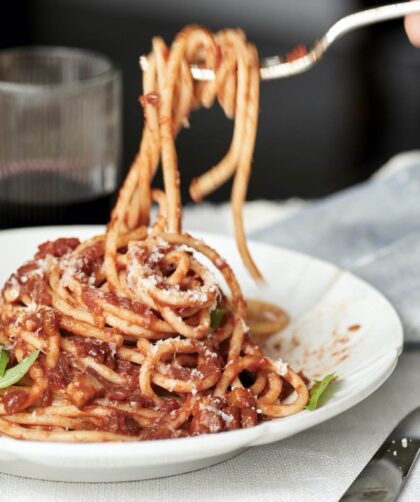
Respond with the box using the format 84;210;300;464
0;26;308;442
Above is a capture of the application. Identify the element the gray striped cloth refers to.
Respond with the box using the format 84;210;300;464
252;157;420;344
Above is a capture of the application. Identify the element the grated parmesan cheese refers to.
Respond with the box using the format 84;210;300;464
274;358;289;376
204;405;233;423
240;318;250;333
190;368;203;378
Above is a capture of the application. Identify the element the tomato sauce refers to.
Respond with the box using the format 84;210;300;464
2;390;28;414
35;238;80;259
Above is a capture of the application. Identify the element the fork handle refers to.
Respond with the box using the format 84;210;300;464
325;1;420;45
260;0;420;80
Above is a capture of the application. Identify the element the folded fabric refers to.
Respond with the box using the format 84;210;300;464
253;154;420;343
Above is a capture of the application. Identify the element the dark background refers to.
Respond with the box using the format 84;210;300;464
3;0;420;203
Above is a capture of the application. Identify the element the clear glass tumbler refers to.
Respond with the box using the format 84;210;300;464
0;46;121;228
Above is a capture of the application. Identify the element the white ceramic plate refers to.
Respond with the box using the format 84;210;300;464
0;226;403;482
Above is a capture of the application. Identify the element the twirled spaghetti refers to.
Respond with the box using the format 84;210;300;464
0;26;308;442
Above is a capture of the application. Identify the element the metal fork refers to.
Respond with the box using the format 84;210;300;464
140;1;420;81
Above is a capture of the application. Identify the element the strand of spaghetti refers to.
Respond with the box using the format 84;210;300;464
61;339;127;386
189;30;249;202
0;418;135;441
159;26;217;232
42;309;61;369
258;369;309;418
51;293;103;327
257;372;283;404
2;413;100;429
130;53;161;229
34;399;160;424
105;160;145;293
231;44;263;281
157;232;245;314
58;315;123;346
246;299;289;339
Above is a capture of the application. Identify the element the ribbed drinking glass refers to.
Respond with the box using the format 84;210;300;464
0;46;121;228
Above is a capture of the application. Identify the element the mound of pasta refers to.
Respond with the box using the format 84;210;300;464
0;26;308;442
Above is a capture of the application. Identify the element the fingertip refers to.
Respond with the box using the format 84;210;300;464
405;14;420;48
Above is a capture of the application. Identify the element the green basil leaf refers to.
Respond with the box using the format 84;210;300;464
0;350;9;378
305;373;336;411
0;349;40;389
210;308;226;329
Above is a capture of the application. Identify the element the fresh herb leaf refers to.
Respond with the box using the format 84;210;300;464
0;349;40;389
0;350;9;378
305;373;336;411
211;308;226;329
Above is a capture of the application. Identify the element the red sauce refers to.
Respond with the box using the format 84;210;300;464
81;288;103;315
83;340;114;364
105;388;154;408
140;427;186;440
18;262;39;276
286;44;308;62
66;373;104;408
228;388;256;409
223;405;241;431
140;92;160;107
35;238;80;259
200;358;221;378
39;387;53;407
114;358;136;376
102;291;151;318
64;241;104;283
298;371;310;386
129;245;148;262
72;336;116;369
3;260;51;306
279;380;294;401
127;369;141;390
240;407;258;428
291;336;300;348
336;335;350;344
78;241;104;277
47;353;74;390
190;407;223;435
3;390;28;414
6;344;21;367
21;313;43;333
9;261;52;306
81;362;151;406
31;279;51;306
105;388;130;401
215;44;223;66
165;364;191;380
104;410;141;435
159;399;180;414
